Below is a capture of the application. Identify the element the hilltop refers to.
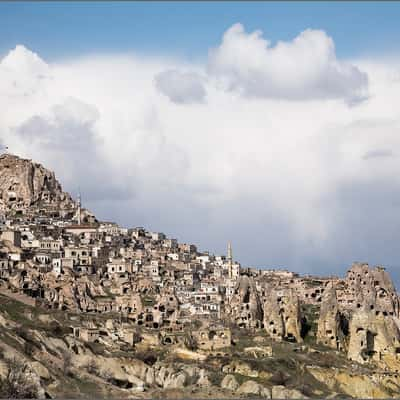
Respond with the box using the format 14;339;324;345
0;154;399;398
0;154;71;210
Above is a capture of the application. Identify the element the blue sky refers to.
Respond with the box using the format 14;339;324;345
1;2;400;61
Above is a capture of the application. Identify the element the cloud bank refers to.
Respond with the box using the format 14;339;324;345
155;69;206;104
1;24;400;282
207;24;368;103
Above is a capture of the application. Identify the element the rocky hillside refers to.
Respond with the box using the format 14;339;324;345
2;153;400;399
0;154;72;211
0;293;398;399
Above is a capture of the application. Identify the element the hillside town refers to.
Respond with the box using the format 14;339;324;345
1;152;400;398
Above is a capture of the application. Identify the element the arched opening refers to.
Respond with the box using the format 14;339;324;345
208;330;217;340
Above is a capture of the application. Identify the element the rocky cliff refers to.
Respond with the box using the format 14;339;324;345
0;153;73;212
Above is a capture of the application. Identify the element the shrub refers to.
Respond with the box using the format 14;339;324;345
0;358;38;399
23;341;35;358
269;370;291;386
134;350;158;365
15;326;31;342
51;323;64;337
85;360;99;375
184;331;198;351
299;383;314;397
61;350;73;376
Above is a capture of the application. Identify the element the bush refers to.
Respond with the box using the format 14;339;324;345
0;358;38;399
99;369;113;381
207;369;222;386
134;350;158;365
299;383;314;397
269;370;291;386
62;350;73;376
23;341;35;358
184;331;198;351
85;360;99;375
51;323;63;337
15;326;31;342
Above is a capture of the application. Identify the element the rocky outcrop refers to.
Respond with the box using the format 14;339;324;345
344;263;400;316
0;154;72;211
347;306;400;365
271;385;308;399
308;366;400;398
228;275;263;329
264;288;303;343
222;360;259;378
317;283;346;350
220;374;239;391
237;380;271;397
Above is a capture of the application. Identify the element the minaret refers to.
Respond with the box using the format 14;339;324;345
227;242;233;279
77;191;82;225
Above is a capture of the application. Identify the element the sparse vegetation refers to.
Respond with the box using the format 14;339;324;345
62;350;73;376
0;358;39;399
134;349;158;365
269;370;291;386
184;330;199;351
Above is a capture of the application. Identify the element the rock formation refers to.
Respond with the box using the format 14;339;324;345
228;275;263;329
347;305;400;365
317;283;346;350
0;153;72;211
264;288;303;343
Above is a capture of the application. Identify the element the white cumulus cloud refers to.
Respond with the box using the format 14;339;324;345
0;45;51;98
155;69;206;104
208;23;368;103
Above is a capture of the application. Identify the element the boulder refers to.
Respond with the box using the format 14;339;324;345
222;360;258;377
272;385;308;399
220;374;239;391
237;380;270;397
163;372;186;389
244;346;273;358
196;371;210;387
29;361;50;380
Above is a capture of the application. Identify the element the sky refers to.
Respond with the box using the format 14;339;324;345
1;2;400;284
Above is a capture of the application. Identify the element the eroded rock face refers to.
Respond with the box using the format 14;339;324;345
308;366;397;398
343;263;399;316
222;360;259;378
325;263;400;366
347;306;400;365
0;154;72;212
264;288;303;343
220;374;239;391
311;263;400;368
271;385;308;399
317;283;346;351
237;380;271;397
228;276;263;329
